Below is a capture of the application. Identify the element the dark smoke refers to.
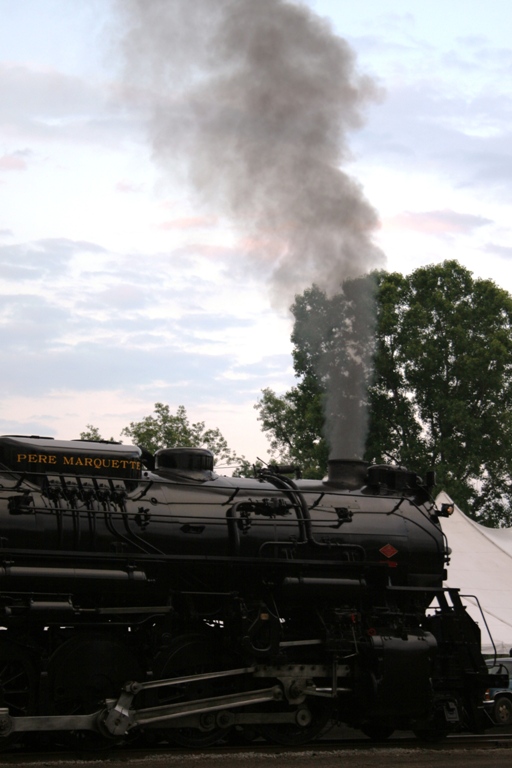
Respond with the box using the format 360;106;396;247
326;277;377;460
117;0;384;460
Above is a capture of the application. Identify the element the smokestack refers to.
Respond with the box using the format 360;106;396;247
116;0;384;461
325;458;368;489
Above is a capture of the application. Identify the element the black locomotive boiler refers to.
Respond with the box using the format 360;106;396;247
0;434;504;746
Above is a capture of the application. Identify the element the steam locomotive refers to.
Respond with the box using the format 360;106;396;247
0;434;504;747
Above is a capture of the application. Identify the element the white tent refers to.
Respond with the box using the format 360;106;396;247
437;491;512;655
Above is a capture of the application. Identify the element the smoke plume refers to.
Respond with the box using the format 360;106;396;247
117;0;384;460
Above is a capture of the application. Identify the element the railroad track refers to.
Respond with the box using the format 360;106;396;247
0;730;511;765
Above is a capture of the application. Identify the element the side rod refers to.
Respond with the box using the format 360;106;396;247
0;666;281;738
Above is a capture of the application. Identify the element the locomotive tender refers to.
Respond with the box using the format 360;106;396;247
0;434;504;746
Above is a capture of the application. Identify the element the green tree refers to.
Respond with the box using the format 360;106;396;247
258;262;512;525
369;261;512;526
256;383;327;478
121;402;240;467
79;425;116;442
231;457;265;478
364;270;424;467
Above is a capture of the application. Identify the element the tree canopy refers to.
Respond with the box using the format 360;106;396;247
79;424;103;442
258;261;512;526
120;403;239;466
80;404;242;470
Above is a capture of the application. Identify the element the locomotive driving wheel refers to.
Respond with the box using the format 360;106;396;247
152;633;234;747
0;645;37;750
257;698;332;746
47;633;143;750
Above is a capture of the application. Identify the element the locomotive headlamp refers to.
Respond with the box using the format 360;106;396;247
439;503;455;517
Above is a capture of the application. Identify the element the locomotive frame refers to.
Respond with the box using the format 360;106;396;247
0;434;505;747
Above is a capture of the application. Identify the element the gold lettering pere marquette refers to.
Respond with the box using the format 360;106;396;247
16;453;141;470
17;453;57;464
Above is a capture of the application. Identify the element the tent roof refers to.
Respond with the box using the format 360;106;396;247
438;491;512;656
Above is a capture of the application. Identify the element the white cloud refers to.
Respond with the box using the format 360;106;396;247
385;209;493;237
1;0;512;462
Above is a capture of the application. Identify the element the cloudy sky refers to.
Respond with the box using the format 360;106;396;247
0;0;511;465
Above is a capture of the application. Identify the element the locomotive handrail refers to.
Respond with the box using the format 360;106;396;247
459;592;498;662
261;472;308;543
262;471;350;549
